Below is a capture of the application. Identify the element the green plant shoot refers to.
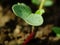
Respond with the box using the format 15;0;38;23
12;2;44;26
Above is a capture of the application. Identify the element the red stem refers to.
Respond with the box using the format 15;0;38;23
23;32;34;45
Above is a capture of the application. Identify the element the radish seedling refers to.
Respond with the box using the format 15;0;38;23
12;2;44;26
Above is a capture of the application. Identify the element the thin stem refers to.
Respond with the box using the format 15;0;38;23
39;0;45;10
32;26;34;32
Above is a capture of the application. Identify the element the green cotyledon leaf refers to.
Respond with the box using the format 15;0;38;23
52;27;60;34
31;0;54;7
31;0;40;5
12;3;32;19
44;0;53;7
25;13;43;26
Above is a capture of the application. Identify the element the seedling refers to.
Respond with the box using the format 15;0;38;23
12;0;60;45
12;0;45;26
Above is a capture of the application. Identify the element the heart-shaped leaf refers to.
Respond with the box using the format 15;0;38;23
12;3;44;26
12;3;32;19
25;13;43;26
